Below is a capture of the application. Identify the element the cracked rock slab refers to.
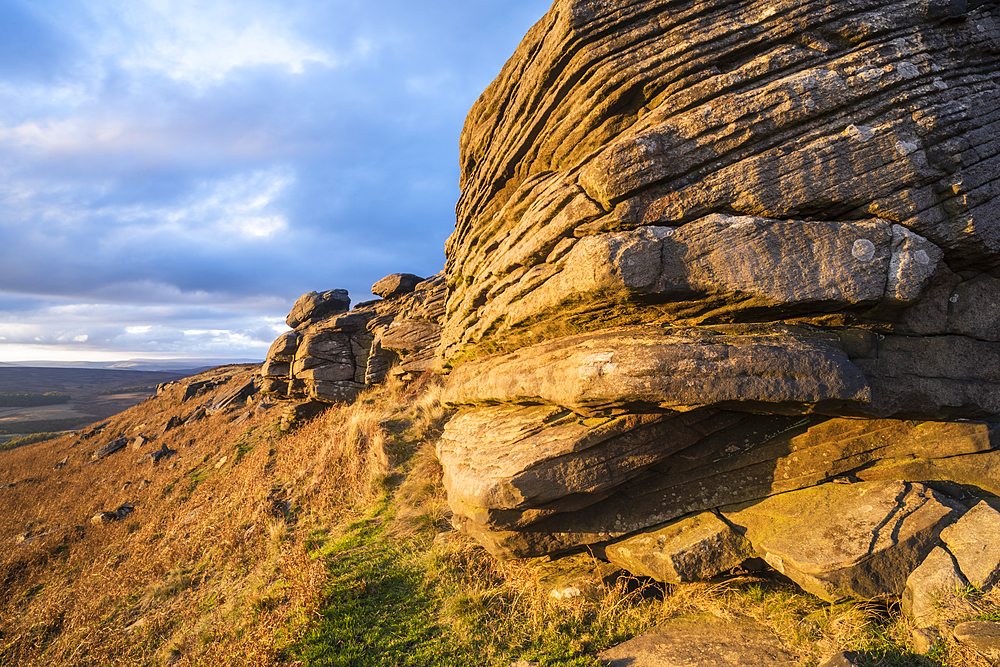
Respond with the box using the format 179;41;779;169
724;480;964;601
605;511;754;583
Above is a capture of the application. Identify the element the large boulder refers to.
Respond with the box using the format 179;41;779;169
724;481;964;602
371;273;424;299
286;289;350;328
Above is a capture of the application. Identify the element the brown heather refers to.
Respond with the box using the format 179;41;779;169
0;366;447;666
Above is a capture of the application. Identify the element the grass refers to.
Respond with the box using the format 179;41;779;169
0;366;997;666
0;432;65;451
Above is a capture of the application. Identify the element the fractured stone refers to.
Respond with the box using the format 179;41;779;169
605;511;754;583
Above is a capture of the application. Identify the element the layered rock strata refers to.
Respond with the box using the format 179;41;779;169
436;0;1000;567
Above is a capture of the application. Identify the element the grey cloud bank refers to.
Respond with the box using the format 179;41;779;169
0;0;551;361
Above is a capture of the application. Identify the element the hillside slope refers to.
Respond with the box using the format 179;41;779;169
2;365;997;666
0;363;450;665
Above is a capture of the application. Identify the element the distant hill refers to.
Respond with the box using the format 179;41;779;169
0;366;200;435
3;358;259;373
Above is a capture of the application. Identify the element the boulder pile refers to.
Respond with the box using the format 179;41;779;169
261;273;447;403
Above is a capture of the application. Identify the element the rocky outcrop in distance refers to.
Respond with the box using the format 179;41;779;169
261;273;447;404
257;0;1000;629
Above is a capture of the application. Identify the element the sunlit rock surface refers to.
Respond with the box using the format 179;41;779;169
436;0;1000;568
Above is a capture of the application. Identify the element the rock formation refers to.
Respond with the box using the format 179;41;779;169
261;273;447;404
257;0;1000;615
433;0;1000;569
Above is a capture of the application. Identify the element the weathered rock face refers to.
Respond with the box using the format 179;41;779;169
444;0;1000;365
436;0;1000;565
442;411;999;558
261;273;447;404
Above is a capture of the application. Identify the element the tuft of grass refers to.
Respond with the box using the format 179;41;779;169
268;517;289;552
0;432;65;451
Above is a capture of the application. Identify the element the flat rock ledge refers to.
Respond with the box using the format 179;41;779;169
598;613;799;666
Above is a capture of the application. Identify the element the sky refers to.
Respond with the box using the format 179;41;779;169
0;0;551;363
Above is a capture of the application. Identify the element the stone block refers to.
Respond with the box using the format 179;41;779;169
725;481;963;601
940;501;1000;590
606;511;753;583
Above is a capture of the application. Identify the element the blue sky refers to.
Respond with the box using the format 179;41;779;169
0;0;550;362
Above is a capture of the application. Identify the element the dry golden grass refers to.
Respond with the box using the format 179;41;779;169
0;366;432;666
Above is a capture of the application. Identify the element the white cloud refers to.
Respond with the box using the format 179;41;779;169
177;168;294;239
0;295;280;361
0;167;295;246
97;0;338;86
0;117;139;154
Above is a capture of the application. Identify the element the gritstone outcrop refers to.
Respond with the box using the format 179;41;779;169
255;0;1000;610
436;0;1000;560
261;273;447;404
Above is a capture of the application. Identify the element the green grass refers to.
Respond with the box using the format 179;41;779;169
288;498;662;667
286;503;962;667
0;432;65;451
293;518;461;666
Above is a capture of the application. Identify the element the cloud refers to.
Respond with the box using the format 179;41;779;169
0;295;287;360
0;0;554;361
111;1;338;85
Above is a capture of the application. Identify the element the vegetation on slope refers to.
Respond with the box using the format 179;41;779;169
0;432;65;452
0;392;71;408
0;367;997;666
99;386;157;396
